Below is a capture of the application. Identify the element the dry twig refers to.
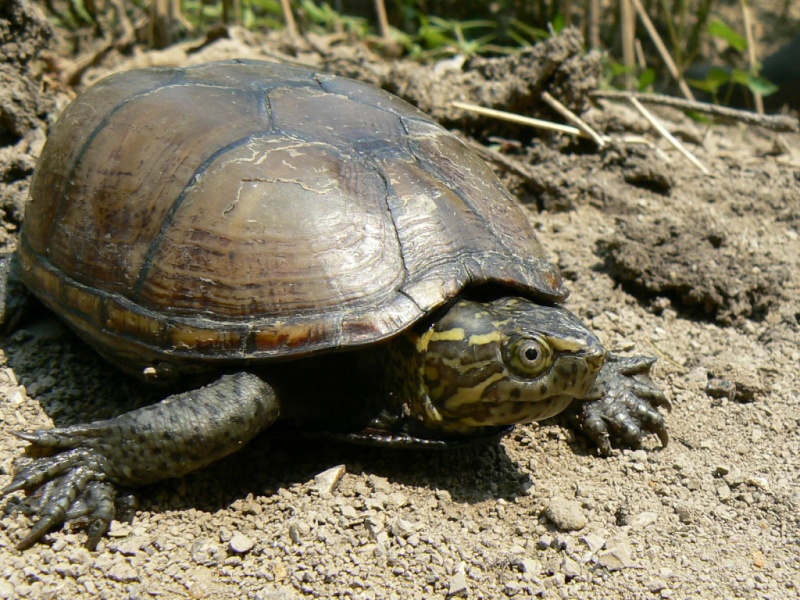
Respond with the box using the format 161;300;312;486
374;0;390;41
280;0;298;37
621;0;635;90
540;91;605;148
740;0;762;114
629;0;695;101
587;0;600;50
591;90;799;132
629;97;709;174
452;101;674;161
452;101;585;137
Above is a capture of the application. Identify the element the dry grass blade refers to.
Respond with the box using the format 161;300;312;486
629;0;695;101
740;0;763;115
281;0;298;37
591;90;799;132
375;0;390;41
629;97;710;174
621;0;636;90
540;91;605;148
453;101;672;159
452;101;585;137
587;0;600;49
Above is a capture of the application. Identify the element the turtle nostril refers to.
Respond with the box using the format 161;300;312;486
585;349;606;372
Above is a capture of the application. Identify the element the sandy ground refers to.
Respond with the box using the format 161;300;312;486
0;2;799;598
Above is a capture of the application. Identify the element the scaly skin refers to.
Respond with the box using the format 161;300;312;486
578;354;671;455
3;373;279;549
2;298;669;549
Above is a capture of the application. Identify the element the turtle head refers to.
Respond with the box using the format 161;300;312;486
412;297;606;433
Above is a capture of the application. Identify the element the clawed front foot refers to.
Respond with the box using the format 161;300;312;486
3;445;117;550
578;354;671;455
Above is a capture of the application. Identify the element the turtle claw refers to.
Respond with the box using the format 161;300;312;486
2;447;115;550
71;482;117;551
579;353;670;455
16;513;60;551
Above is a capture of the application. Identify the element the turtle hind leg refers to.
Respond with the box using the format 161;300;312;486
2;372;280;549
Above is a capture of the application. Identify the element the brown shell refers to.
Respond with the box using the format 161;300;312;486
20;59;567;374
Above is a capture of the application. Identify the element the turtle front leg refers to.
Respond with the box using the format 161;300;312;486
2;372;279;549
577;354;671;455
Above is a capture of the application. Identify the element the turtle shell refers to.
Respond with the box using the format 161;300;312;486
19;59;567;375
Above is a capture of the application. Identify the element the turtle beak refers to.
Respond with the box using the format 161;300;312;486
585;348;606;374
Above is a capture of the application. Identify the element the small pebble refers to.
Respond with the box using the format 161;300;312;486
580;533;605;554
314;465;346;495
630;511;658;529
544;497;587;531
713;505;737;520
544;573;567;588
561;556;582;579
673;502;693;524
388;492;408;507
229;532;255;554
717;484;732;501
597;544;634;571
515;558;542;575
553;534;574;552
107;561;140;582
448;570;468;598
752;551;766;568
435;489;452;502
288;520;310;543
368;475;392;494
338;505;358;519
111;536;147;556
537;534;554;550
746;476;769;490
391;518;415;538
722;467;745;487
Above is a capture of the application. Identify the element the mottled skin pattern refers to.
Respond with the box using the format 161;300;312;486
414;298;606;431
0;60;670;550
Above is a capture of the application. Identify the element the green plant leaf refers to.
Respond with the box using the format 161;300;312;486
692;66;732;92
638;68;656;91
730;67;751;86
707;19;747;52
550;13;566;34
687;110;713;124
745;74;779;96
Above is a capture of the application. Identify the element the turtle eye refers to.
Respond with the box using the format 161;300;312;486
503;336;553;378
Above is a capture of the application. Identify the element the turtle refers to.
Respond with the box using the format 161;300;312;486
0;59;669;550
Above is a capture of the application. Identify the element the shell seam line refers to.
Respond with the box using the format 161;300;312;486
369;156;417;312
133;89;274;299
